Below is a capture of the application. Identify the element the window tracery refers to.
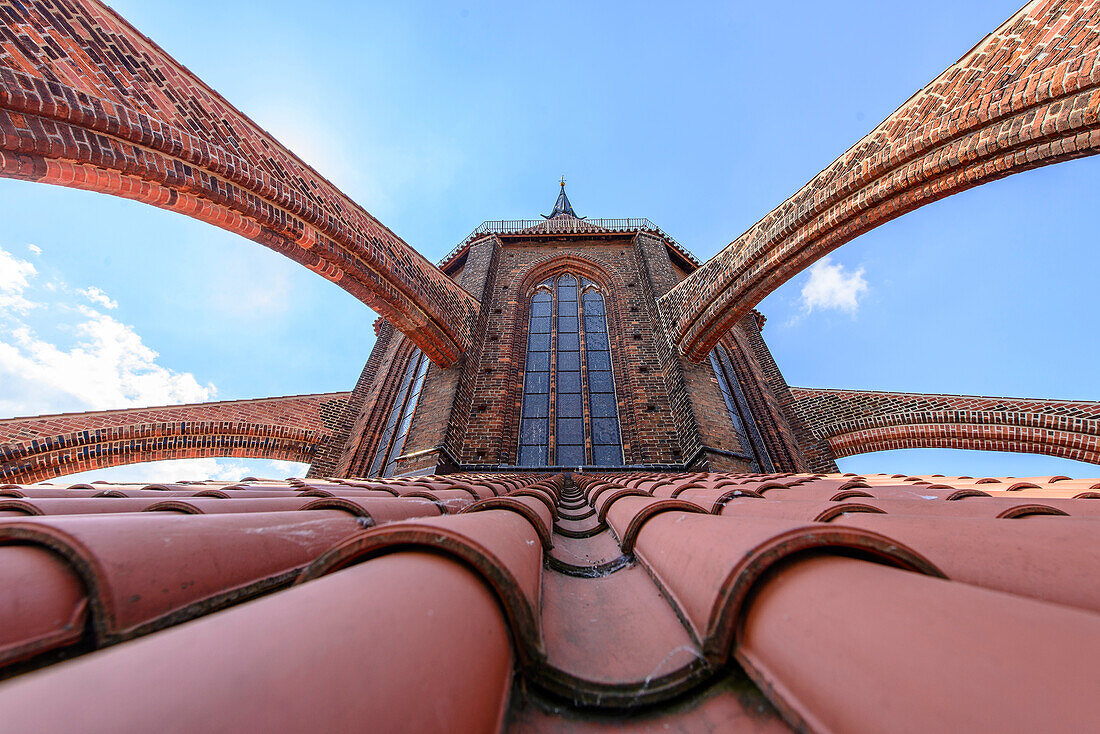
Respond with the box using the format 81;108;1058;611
709;343;774;472
518;274;623;467
369;347;430;477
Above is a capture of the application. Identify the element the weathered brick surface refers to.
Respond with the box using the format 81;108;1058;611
737;315;838;473
0;0;478;365
395;235;502;474
724;315;807;470
307;321;395;478
335;325;412;478
631;232;708;466
0;392;349;483
663;0;1100;361
790;387;1100;465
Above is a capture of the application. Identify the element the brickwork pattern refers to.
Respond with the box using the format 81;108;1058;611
308;321;396;478
631;232;709;466
0;392;348;483
0;0;478;365
724;315;804;470
662;0;1100;361
400;235;502;474
337;329;413;478
738;316;838;473
790;387;1100;466
467;240;677;467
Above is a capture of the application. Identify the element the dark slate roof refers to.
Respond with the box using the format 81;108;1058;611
544;182;580;219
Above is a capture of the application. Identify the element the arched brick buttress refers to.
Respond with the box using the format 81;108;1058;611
663;0;1100;361
0;0;477;366
0;392;350;483
790;387;1100;466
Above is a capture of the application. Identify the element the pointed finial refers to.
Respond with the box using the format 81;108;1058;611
544;177;579;219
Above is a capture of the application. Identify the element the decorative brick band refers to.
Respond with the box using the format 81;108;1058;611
662;0;1100;361
0;392;349;483
0;0;478;366
789;387;1100;466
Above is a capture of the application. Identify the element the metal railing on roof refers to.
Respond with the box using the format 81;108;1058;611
470;217;661;237
439;218;696;266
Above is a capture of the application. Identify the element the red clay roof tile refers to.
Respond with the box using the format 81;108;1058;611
1;469;1098;731
832;513;1100;612
0;552;515;733
539;563;706;706
0;511;365;645
737;555;1100;733
0;546;87;669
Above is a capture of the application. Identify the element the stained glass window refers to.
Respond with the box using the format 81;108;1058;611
369;347;430;477
709;344;774;472
583;288;622;466
517;274;623;467
518;290;552;466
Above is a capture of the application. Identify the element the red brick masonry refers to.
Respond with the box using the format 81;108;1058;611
661;0;1100;361
0;392;349;483
790;387;1100;465
0;0;477;366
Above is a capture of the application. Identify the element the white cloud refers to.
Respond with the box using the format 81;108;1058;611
78;286;118;310
49;458;310;484
799;256;869;315
266;459;304;477
0;245;216;417
27;244;42;256
0;247;38;313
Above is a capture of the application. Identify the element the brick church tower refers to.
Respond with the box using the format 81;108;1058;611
311;182;828;480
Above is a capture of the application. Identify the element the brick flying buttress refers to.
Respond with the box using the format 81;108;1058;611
790;387;1100;466
0;392;350;484
662;0;1100;361
0;0;478;366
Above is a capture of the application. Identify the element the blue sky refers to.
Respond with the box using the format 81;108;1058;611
1;0;1096;482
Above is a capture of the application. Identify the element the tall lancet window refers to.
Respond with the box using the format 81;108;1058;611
369;347;430;477
518;274;624;467
709;344;774;473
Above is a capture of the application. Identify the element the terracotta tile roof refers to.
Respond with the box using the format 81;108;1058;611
0;470;1098;731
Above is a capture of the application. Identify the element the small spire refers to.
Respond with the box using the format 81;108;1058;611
544;176;580;219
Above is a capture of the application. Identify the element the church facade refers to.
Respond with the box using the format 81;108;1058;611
315;184;830;481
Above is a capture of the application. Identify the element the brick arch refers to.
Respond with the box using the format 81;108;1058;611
515;253;628;298
663;0;1100;361
789;387;1100;466
0;1;477;366
503;254;641;465
0;392;349;484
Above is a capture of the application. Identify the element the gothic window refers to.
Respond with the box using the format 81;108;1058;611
368;347;430;477
709;344;774;472
518;274;624;467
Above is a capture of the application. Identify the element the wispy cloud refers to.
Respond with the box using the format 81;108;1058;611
0;246;38;314
799;256;869;315
78;286;118;310
0;245;215;417
27;244;42;256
